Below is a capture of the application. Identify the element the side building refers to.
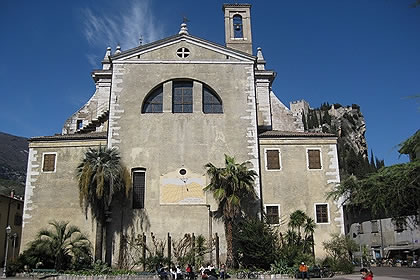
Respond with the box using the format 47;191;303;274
0;192;24;267
21;4;343;265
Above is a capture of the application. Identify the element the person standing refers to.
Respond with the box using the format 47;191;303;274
360;268;373;280
299;262;309;280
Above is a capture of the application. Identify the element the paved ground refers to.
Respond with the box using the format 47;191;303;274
5;267;420;280
332;266;420;280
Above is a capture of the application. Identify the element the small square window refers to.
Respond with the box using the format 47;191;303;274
266;205;279;224
315;204;329;223
308;149;322;169
42;154;56;172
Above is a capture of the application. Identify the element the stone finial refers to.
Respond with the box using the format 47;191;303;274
102;47;112;70
179;23;189;35
115;44;122;54
104;47;111;60
256;47;266;70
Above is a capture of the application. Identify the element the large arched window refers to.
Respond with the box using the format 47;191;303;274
142;86;163;113
203;86;223;113
173;81;193;113
233;15;243;38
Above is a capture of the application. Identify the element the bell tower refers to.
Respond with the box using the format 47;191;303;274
223;3;253;55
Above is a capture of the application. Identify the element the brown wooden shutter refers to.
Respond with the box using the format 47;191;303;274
133;172;145;209
43;154;56;172
308;149;321;169
266;150;280;170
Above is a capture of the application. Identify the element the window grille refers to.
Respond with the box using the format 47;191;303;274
266;206;279;224
203;86;222;113
173;81;193;113
315;204;329;223
133;171;146;209
143;86;163;113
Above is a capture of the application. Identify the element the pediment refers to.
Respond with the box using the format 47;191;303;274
112;34;255;63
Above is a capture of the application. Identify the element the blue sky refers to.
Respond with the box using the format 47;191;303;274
0;0;419;166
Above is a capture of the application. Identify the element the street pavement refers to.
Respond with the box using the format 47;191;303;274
332;266;420;280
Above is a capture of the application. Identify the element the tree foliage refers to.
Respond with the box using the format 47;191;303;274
21;221;92;270
76;146;131;263
329;131;420;222
277;210;316;266
399;129;420;161
323;233;357;262
76;146;131;220
322;234;356;274
235;217;279;270
204;154;258;267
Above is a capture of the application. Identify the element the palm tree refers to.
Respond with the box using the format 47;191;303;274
288;210;307;235
76;146;130;263
33;221;91;270
303;217;316;258
287;211;317;262
204;154;258;267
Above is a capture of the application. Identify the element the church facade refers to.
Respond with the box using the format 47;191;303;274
22;4;344;265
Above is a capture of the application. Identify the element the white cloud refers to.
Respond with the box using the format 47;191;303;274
86;53;99;68
82;0;164;54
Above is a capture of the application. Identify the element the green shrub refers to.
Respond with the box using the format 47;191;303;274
332;259;354;274
235;217;279;269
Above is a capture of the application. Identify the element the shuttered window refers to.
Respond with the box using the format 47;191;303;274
308;149;321;169
133;171;146;209
266;206;279;224
42;154;56;172
315;204;329;223
266;150;280;170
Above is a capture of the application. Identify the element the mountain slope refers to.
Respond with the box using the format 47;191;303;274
0;132;28;195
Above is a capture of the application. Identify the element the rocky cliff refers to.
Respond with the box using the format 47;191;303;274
295;101;371;177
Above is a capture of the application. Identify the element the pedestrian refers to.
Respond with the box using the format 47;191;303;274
170;266;177;279
176;266;183;279
219;264;226;279
360;268;373;280
298;262;309;280
186;264;194;280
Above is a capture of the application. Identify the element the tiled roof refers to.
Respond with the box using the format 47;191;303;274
29;132;107;142
259;130;336;138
